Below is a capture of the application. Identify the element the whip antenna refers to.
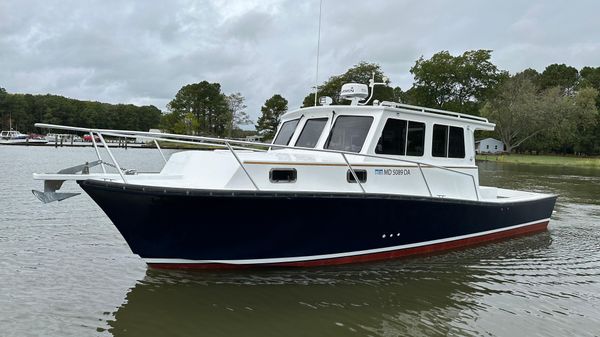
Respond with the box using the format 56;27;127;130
314;0;323;106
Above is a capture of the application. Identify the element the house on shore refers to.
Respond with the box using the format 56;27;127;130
475;138;504;154
136;129;164;143
244;135;264;142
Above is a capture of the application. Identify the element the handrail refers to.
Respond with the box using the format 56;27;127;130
35;123;480;200
96;132;127;184
154;140;167;163
417;163;433;197
225;141;260;191
341;153;365;193
89;131;106;173
379;102;491;123
102;131;262;152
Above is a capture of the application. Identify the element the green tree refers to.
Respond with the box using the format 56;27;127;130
165;81;230;136
482;74;599;154
541;87;599;154
226;92;252;137
517;68;541;85
538;64;579;92
580;66;600;107
256;94;288;140
302;62;394;107
481;75;542;153
0;88;161;133
0;87;10;129
408;50;507;115
579;66;600;153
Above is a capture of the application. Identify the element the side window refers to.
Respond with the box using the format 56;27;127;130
406;121;426;156
272;119;300;146
375;118;406;155
376;119;426;156
448;126;465;158
325;116;373;153
295;118;328;148
432;124;465;158
432;124;448;157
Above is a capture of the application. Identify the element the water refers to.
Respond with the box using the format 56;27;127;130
1;146;599;336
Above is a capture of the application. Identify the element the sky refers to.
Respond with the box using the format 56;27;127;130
1;0;600;124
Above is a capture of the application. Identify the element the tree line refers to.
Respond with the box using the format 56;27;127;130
0;88;162;133
300;52;600;155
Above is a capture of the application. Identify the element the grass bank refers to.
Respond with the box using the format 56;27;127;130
476;154;600;168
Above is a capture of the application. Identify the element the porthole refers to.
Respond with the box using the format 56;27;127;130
347;169;367;183
269;168;297;183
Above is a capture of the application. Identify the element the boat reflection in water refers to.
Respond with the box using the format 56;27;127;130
107;232;552;337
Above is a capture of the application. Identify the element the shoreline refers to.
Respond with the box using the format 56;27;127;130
476;154;600;168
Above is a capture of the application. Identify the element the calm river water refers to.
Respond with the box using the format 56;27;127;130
1;146;599;336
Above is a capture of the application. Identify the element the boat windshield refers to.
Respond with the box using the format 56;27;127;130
273;119;300;146
325;116;373;153
294;118;328;148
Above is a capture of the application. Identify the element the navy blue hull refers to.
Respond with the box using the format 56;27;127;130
79;180;556;267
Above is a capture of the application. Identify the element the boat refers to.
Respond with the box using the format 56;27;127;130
32;81;557;269
0;130;28;143
0;129;47;145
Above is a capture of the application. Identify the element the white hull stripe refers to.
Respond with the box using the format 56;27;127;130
143;218;550;265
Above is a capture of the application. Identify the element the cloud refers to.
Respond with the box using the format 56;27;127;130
1;0;599;125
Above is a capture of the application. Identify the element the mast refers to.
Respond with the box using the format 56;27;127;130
313;0;323;106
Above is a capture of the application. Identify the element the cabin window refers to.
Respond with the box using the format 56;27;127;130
448;126;465;158
294;118;328;148
325;116;373;153
432;124;465;158
432;124;448;157
375;118;406;155
407;121;426;156
269;168;297;183
347;169;367;183
375;119;426;156
272;119;300;146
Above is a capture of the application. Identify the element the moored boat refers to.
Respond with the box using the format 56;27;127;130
0;130;47;145
0;130;28;144
32;82;556;268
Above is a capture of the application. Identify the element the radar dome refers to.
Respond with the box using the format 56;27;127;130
340;83;369;105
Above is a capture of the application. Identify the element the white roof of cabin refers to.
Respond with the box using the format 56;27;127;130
282;104;495;131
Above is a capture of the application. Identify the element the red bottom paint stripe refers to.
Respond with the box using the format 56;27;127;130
148;220;549;269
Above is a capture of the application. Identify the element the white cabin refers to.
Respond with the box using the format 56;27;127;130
152;102;498;201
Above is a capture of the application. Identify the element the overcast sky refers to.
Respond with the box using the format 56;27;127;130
1;0;599;123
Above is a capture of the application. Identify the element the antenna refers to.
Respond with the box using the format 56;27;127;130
357;72;389;106
313;0;323;106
